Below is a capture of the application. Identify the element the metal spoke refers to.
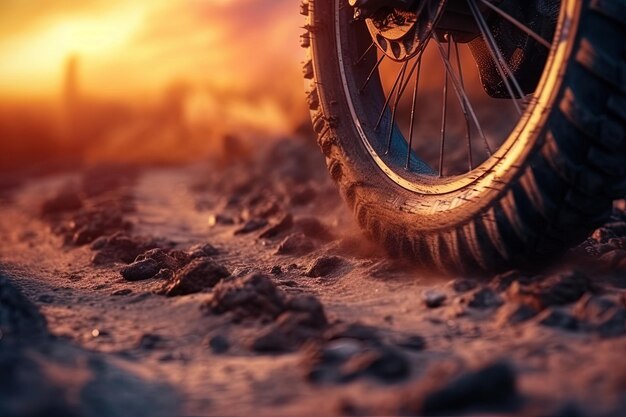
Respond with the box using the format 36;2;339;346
405;58;423;170
433;33;493;156
375;60;408;131
453;39;473;170
439;39;451;177
479;0;552;49
468;0;524;113
360;53;385;92
386;62;408;153
394;41;430;101
354;42;375;66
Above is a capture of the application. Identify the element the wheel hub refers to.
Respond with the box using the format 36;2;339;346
356;0;447;61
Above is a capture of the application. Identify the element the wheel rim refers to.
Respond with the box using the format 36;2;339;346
335;0;579;195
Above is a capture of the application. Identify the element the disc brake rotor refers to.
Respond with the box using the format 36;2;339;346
365;0;447;61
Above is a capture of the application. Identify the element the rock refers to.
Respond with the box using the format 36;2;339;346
467;288;503;309
295;217;335;241
423;290;447;308
160;259;230;297
153;268;174;280
420;362;518;415
342;346;410;383
138;333;164;350
287;295;328;328
536;271;591;308
491;270;523;291
327;323;381;343
169;250;192;266
290;184;317;206
251;295;328;353
591;227;617;244
496;303;539;326
135;248;178;269
248;199;280;219
207;213;235;226
270;265;282;275
320;339;364;362
394;335;426;351
251;327;295;353
204;273;287;320
305;256;347;277
259;213;293;239
252;312;324;352
64;207;131;246
40;188;83;215
596;308;626;338
305;341;410;384
187;243;219;258
208;335;230;354
275;233;316;256
111;289;133;296
450;279;478;293
205;274;331;353
538;309;579;331
120;259;160;282
573;294;621;322
234;218;268;235
91;233;161;265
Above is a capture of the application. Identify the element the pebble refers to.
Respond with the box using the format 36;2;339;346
423;290;447;308
327;322;381;343
394;334;426;351
187;243;219;258
91;233;160;265
450;279;478;293
120;259;160;282
496;303;539;326
306;342;410;384
467;288;503;309
208;335;230;354
205;273;287;320
305;256;347;277
159;259;230;297
275;233;316;255
138;333;164;350
536;270;591;308
538;309;579;331
596;308;626;338
420;362;518;415
259;213;293;239
234;218;268;235
135;248;179;270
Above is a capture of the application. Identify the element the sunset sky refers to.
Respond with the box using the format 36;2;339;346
0;0;301;99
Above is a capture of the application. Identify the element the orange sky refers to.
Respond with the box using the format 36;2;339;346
0;0;302;100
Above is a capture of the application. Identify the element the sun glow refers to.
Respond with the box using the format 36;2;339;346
0;6;144;97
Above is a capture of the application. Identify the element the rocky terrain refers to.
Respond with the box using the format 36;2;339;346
1;136;626;417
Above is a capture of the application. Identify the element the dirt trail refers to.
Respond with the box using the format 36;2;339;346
1;137;626;417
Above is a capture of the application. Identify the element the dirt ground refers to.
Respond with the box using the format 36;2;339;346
1;136;626;417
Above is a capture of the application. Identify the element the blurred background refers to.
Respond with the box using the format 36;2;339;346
0;0;308;172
